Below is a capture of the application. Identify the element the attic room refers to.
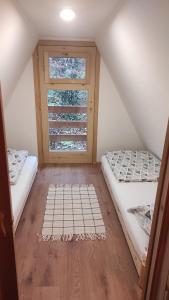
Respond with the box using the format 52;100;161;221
0;0;169;299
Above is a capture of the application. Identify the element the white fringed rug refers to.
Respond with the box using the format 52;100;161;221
41;184;106;241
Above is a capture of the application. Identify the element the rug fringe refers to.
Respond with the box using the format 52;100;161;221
38;233;106;242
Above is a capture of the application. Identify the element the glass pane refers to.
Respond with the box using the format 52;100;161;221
49;57;86;79
48;113;87;122
49;127;87;135
48;90;88;107
48;88;88;153
49;141;87;152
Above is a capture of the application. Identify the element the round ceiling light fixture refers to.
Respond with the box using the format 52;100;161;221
60;8;76;22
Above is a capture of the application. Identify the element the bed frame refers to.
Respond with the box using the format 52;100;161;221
13;169;37;232
101;164;146;287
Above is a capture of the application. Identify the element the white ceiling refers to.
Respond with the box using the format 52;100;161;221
16;0;119;40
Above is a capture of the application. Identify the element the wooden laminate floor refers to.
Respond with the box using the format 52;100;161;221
15;164;141;300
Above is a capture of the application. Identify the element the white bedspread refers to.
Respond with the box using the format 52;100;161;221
11;156;38;231
101;155;158;260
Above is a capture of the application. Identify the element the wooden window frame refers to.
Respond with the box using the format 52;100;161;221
33;40;100;165
44;51;90;84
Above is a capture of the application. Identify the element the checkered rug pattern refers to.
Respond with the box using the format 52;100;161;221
41;184;106;241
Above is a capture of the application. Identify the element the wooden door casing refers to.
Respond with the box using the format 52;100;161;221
0;85;19;300
33;41;100;165
142;120;169;300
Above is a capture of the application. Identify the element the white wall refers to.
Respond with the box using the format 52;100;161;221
97;59;143;160
96;0;169;158
0;0;38;104
5;59;38;155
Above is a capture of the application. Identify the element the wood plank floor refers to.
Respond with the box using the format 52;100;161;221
14;164;141;300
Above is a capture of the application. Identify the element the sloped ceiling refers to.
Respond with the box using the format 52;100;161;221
0;0;38;104
0;0;120;102
96;0;169;158
16;0;119;39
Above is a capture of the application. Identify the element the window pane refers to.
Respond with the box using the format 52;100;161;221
49;57;86;79
49;141;87;152
48;113;87;122
49;127;87;135
48;90;88;107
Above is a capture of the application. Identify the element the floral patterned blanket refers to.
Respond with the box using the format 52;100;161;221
106;150;161;182
8;148;28;185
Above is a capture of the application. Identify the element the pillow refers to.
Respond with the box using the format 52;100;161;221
106;150;161;182
7;148;29;184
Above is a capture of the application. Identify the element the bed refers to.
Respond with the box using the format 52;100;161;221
10;155;38;231
101;154;158;284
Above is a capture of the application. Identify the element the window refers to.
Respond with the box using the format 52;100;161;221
48;57;86;80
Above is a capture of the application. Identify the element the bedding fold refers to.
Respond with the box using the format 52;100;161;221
128;204;154;236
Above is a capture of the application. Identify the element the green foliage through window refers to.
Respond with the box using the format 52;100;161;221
48;113;87;122
49;128;87;135
48;90;88;107
49;141;87;152
49;57;86;79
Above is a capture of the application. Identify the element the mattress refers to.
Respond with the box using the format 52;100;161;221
101;155;158;261
11;156;38;231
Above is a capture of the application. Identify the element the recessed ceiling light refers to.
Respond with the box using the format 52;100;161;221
60;9;76;22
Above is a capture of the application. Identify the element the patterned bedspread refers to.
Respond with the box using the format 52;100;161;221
8;148;28;185
106;150;161;182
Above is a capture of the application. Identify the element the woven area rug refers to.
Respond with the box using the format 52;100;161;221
41;184;106;241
